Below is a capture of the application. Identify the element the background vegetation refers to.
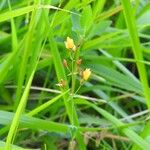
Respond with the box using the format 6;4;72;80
0;0;150;149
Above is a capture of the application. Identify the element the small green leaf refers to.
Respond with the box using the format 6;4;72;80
80;5;93;35
71;10;81;33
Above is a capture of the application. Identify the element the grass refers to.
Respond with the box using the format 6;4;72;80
0;0;150;149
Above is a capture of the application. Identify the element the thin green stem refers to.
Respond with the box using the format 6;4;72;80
71;53;75;94
74;83;83;95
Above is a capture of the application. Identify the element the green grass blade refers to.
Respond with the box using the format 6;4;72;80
7;0;18;52
0;5;36;23
0;52;17;84
28;90;70;116
0;141;28;150
0;110;69;134
15;3;38;109
100;49;140;84
5;69;35;150
121;0;150;108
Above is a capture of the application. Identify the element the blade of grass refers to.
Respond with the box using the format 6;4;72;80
100;49;140;84
0;46;19;84
15;1;38;109
82;31;122;50
0;5;37;23
0;110;107;136
7;0;18;52
92;0;106;19
0;141;28;150
5;68;36;150
95;5;123;22
27;90;70;116
121;0;150;108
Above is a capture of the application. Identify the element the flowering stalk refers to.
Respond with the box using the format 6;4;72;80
64;37;77;128
64;37;91;94
64;37;91;127
63;36;92;147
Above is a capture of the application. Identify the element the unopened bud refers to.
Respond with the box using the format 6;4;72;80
63;59;68;67
56;79;66;87
77;59;82;65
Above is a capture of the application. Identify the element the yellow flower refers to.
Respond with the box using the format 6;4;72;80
64;37;75;49
82;68;91;81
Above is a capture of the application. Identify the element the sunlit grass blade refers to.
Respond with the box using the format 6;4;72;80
0;141;28;150
5;69;36;150
15;2;38;109
0;5;36;23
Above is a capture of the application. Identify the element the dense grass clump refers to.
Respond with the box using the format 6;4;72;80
0;0;150;149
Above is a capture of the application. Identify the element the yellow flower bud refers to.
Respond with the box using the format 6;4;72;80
64;37;75;49
82;68;91;81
